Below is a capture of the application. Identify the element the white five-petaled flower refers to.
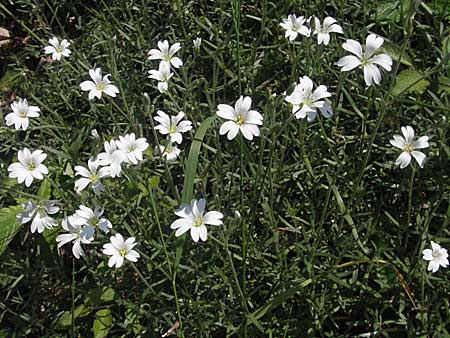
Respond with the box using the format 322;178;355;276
116;133;149;164
44;37;71;60
154;143;181;162
336;34;393;86
17;199;59;234
74;158;110;194
5;98;40;131
390;126;429;169
73;205;112;234
102;233;140;268
79;68;120;100
154;110;193;144
313;17;343;45
216;96;263;141
422;241;449;273
98;140;126;178
56;215;94;259
148;40;183;68
284;75;333;121
148;62;173;93
280;14;311;41
193;37;202;50
8;148;48;187
171;198;223;242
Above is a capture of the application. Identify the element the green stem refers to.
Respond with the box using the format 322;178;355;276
239;133;247;337
233;0;242;95
148;185;184;337
404;167;416;248
71;259;75;338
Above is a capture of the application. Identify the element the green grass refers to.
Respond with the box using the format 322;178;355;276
0;0;450;337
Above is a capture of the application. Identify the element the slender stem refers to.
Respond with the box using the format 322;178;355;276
239;133;247;337
223;226;249;315
71;259;75;338
131;262;152;290
404;167;416;247
233;0;242;95
148;186;184;337
421;264;425;331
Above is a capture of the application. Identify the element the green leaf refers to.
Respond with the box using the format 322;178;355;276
381;40;413;67
56;304;90;328
0;70;21;91
442;35;450;64
392;69;430;97
0;205;23;256
37;179;52;199
148;176;160;190
86;287;116;306
181;116;216;203
93;309;112;338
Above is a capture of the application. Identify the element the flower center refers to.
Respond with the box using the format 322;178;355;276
403;144;413;154
360;57;369;67
56;47;62;53
90;217;99;227
37;205;46;217
89;172;98;182
432;252;441;259
96;83;106;91
119;248;127;256
235;115;245;126
18;111;27;118
193;217;203;227
163;55;171;62
169;124;177;133
27;163;36;171
127;145;136;153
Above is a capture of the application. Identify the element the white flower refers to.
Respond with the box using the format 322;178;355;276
422;241;449;273
216;96;263;141
284;75;333;121
74;158;110;194
390;126;429;169
73;205;112;234
17;199;59;234
193;37;202;50
79;68;120;100
148;62;173;93
44;37;71;60
154;143;181;162
91;129;99;139
102;233;140;268
98;140;126;178
154;110;193;144
8;148;48;187
5;98;40;131
280;14;310;41
170;198;223;242
313;17;343;45
116;133;149;164
148;40;183;68
336;34;393;86
56;215;94;259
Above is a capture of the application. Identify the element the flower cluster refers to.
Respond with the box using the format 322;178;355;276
147;40;183;93
280;14;343;45
154;110;192;162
